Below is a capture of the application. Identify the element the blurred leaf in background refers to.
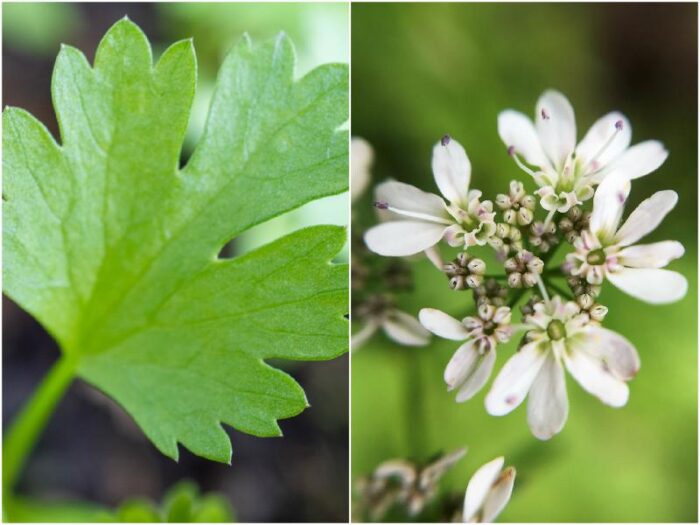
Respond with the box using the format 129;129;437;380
3;3;81;56
351;3;697;522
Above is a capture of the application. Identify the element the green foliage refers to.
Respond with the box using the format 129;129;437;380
109;481;235;523
3;18;348;464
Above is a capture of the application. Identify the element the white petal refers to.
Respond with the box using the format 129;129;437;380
382;310;431;346
351;321;379;351
444;341;480;391
617;241;685;268
563;346;629;407
431;137;471;206
351;137;373;202
603;140;668;180
580;327;640;381
527;354;569;440
419;308;469;340
590;173;630;242
480;466;516;523
614;190;678;247
424;245;445;270
375;180;449;222
463;457;504;523
497;110;551;168
607;268;688;304
575;112;631;169
364;221;447;256
535;90;576;168
485;342;547;416
456;350;497;402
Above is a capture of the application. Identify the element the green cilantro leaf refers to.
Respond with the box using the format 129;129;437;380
3;17;348;463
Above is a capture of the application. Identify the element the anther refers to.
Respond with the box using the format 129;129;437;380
374;201;389;210
541;108;550;120
441;134;451;146
507;145;516;156
615;120;624;130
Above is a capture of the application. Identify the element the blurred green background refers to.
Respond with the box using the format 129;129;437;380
351;3;697;522
3;3;348;522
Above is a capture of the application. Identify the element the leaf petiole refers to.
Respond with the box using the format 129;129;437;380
2;354;77;508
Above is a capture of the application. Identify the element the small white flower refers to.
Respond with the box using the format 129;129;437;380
419;305;513;401
351;137;373;202
352;296;430;351
462;457;516;523
565;174;687;304
485;296;640;440
364;136;496;256
498;89;668;212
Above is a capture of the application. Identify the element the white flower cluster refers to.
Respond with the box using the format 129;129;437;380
354;89;688;522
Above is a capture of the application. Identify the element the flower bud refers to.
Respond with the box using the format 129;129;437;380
577;293;594;310
465;274;483;288
467;258;486;275
522;272;538;288
456;251;470;267
522;195;537;210
527;257;544;274
478;303;495;321
590;304;608;322
504;258;518;272
568;206;583;221
495;194;511;210
503;209;517;224
507;272;522;288
517;207;533;226
449;276;466;290
559;217;574;232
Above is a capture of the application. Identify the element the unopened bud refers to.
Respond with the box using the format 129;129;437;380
559;218;574;232
522;272;538;288
467;258;486;275
466;274;483;288
495;194;511;209
517;208;533;226
522;195;537;210
507;272;522;288
590;304;608;322
503;209;517;225
527;257;544;274
456;251;470;266
577;293;594;310
504;258;518;272
449;276;466;290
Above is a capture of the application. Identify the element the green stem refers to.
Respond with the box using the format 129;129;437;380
3;354;77;504
404;348;425;459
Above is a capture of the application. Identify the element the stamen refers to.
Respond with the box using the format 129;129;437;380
585;122;623;171
508;147;537;177
375;201;452;225
441;134;451;146
541;108;550;120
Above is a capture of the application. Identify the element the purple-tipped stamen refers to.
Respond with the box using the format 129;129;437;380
615;120;624;131
441;134;451;146
374;201;389;210
507;145;516;156
541;108;550;120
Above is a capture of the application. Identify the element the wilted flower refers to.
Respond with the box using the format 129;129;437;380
355;448;467;520
352;295;430;351
485;296;639;439
565;174;687;304
364;136;496;256
461;457;516;523
351;137;374;202
498;89;668;212
420;305;513;401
